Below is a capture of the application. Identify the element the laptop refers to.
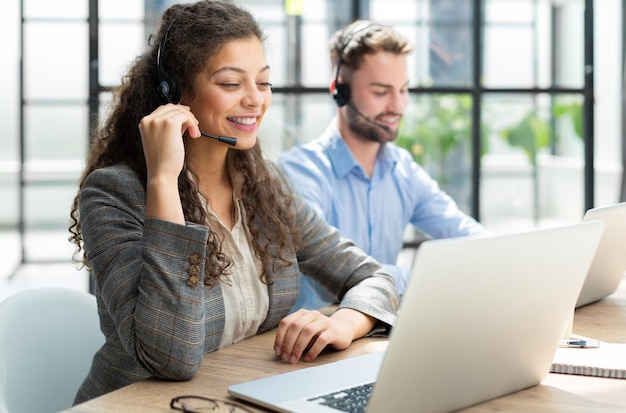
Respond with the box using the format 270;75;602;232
228;221;604;413
576;202;626;307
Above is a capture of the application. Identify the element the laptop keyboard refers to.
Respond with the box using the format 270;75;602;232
307;382;374;413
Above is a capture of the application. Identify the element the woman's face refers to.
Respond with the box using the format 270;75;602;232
187;36;272;150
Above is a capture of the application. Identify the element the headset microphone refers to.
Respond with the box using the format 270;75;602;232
346;103;391;133
200;132;237;146
156;9;237;147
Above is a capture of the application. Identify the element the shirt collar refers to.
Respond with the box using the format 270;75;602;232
325;118;399;179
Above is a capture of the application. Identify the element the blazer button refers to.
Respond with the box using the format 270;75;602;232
187;275;199;288
188;264;200;277
189;253;201;265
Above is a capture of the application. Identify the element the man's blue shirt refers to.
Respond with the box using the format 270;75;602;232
278;119;484;310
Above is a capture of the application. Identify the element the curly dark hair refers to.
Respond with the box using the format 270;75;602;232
69;0;298;287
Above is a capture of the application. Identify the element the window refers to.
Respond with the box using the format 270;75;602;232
1;0;623;271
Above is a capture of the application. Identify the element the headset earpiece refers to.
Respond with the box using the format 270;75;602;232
332;81;350;108
332;22;382;108
156;73;181;104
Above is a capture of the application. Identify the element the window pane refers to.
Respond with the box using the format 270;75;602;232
264;25;288;88
23;185;79;265
484;0;583;89
428;0;473;87
24;105;88;162
259;93;335;159
483;0;553;88
98;91;114;129
481;94;585;231
299;0;327;19
23;0;87;19
554;1;584;88
0;172;18;228
301;22;332;87
246;0;287;20
24;22;88;100
594;0;623;205
241;1;287;87
484;26;538;87
0;0;20;165
397;94;474;213
370;0;474;87
100;0;144;19
100;23;145;87
22;163;82;228
485;0;534;23
370;0;421;22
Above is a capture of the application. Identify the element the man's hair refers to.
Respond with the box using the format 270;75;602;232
329;20;413;77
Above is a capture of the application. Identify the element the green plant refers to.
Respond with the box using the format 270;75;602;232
499;112;551;166
396;94;488;184
499;99;583;166
554;100;583;139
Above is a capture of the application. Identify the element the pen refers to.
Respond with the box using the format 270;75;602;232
559;338;600;348
561;339;586;347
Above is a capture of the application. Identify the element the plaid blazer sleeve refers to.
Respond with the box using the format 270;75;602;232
79;165;218;387
260;164;399;332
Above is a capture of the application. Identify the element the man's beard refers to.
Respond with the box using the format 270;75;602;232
346;105;398;144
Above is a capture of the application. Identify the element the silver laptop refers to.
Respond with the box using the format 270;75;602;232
576;202;626;307
228;221;604;413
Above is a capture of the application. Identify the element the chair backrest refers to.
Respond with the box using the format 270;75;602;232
0;288;104;413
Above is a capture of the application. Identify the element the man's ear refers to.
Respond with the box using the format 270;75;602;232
329;79;337;94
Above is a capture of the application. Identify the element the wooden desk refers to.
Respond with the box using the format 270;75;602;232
63;277;626;413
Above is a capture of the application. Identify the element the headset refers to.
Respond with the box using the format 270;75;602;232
332;22;391;134
154;8;237;146
332;22;383;108
156;9;185;104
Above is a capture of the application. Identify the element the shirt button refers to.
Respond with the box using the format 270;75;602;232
235;254;243;262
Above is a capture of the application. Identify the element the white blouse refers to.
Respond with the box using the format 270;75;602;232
203;197;269;348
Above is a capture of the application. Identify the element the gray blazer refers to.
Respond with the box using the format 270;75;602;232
74;163;398;404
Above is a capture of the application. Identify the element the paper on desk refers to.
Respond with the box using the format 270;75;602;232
551;341;626;379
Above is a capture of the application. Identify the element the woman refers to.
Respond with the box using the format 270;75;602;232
68;0;398;404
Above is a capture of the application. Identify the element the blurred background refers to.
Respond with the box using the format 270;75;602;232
0;0;623;300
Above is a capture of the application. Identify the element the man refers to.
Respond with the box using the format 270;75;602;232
278;20;484;310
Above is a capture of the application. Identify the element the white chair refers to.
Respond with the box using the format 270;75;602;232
0;288;104;413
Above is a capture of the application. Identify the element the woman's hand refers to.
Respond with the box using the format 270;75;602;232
138;104;201;181
138;104;201;224
273;308;376;363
